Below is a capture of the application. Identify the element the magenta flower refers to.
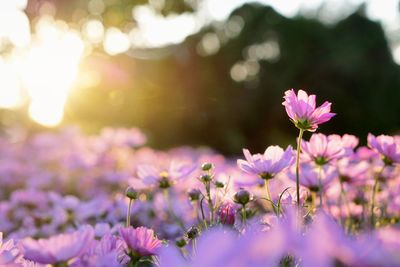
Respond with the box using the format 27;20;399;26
237;146;294;179
282;89;335;131
21;225;94;264
119;226;162;257
367;133;400;165
301;133;345;165
216;202;237;225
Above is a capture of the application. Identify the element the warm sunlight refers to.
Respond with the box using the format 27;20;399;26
22;17;84;127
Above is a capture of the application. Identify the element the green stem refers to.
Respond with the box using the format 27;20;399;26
311;191;317;212
164;189;185;229
205;182;214;224
264;179;277;214
241;205;247;224
370;165;385;228
339;180;351;230
318;165;323;208
295;128;304;207
126;198;133;227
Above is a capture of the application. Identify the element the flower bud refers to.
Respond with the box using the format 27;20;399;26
215;181;225;188
175;237;187;248
125;187;138;200
186;226;199;240
200;174;212;183
201;162;214;171
217;202;236;225
234;189;251;206
188;188;201;201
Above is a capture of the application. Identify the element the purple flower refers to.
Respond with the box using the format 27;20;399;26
368;133;400;165
301;133;345;165
237;146;294;179
119;226;162;257
21;225;94;264
282;89;335;131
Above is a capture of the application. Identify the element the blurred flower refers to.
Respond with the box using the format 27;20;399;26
0;232;20;265
217;202;237;225
21;225;94;264
237;146;294;179
301;133;345;165
119;226;162;257
282;89;335;131
368;133;400;165
288;163;337;192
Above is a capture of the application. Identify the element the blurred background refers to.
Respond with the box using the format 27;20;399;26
1;0;400;154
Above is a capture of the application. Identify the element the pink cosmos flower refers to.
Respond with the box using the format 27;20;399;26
288;163;337;192
328;134;358;156
21;225;94;264
301;133;345;165
282;89;335;131
237;146;294;179
367;133;400;165
119;226;162;257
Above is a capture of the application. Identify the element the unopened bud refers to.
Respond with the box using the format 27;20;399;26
234;189;251;206
125;187;138;200
188;188;201;201
186;226;199;240
200;174;212;183
201;162;214;171
175;237;187;248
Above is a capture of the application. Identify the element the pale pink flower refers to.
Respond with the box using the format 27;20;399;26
282;89;335;131
368;133;400;165
301;133;345;165
237;146;294;179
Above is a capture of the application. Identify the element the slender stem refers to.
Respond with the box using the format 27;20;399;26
311;191;317;212
205;182;214;224
318;165;323;208
164;189;185;229
264;179;272;202
264;179;277;214
295;128;304;207
370;165;385;228
339;180;351;231
241;205;247;224
126;199;133;227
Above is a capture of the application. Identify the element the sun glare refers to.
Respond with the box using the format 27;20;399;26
0;10;85;127
22;17;84;127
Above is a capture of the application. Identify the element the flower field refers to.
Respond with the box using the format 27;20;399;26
0;90;399;267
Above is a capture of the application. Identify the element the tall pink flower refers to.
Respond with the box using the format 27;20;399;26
367;133;400;165
119;226;162;257
301;133;345;165
282;89;335;132
237;145;294;180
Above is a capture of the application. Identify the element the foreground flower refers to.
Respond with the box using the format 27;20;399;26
301;133;345;165
21;225;94;264
367;133;400;165
282;89;335;132
237;146;294;180
0;232;20;266
119;226;162;257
